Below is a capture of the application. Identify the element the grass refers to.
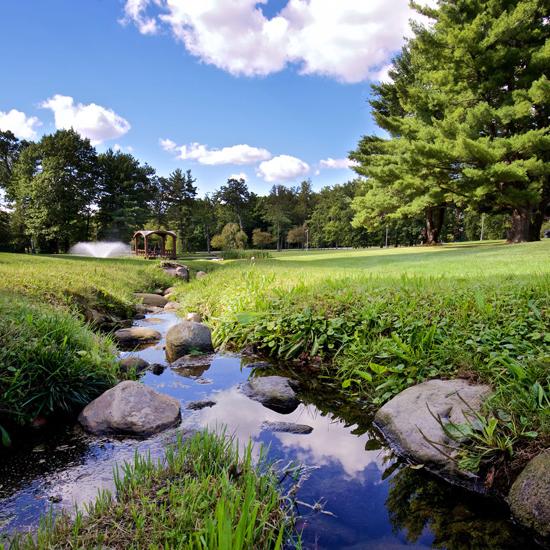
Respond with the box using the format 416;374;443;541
0;292;121;440
5;430;298;550
173;240;550;487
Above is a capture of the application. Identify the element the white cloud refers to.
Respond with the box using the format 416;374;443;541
161;139;271;165
0;109;42;139
122;0;436;83
257;154;309;182
229;172;247;181
41;95;131;145
319;157;358;170
113;143;134;153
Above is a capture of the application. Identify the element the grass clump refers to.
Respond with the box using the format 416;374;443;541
7;430;297;550
0;292;120;439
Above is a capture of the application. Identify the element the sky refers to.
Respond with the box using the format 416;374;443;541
0;0;428;196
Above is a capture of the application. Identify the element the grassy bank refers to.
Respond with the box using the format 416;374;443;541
6;431;296;550
174;241;550;485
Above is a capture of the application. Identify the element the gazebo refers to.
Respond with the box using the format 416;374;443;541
132;230;177;259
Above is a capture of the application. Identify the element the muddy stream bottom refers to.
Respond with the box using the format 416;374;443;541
0;311;541;549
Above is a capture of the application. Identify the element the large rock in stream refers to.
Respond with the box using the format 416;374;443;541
114;327;161;349
79;381;181;436
165;321;213;362
134;293;167;308
374;379;491;487
243;376;300;414
508;451;550;538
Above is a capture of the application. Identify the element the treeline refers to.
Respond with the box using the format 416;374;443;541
350;0;549;244
0;128;516;254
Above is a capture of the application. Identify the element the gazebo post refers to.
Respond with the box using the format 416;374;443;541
161;235;166;257
144;234;149;258
172;234;177;259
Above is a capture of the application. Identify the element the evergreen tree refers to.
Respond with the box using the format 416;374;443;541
165;168;197;253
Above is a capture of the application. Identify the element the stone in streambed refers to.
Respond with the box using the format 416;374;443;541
134;293;167;308
243;376;300;414
114;327;161;348
165;321;213;362
186;312;202;323
262;421;313;434
508;451;550;538
374;379;491;482
135;303;164;315
164;287;176;296
164;301;181;311
78;381;181;436
119;356;149;374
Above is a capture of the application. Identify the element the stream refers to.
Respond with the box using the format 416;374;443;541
0;310;542;549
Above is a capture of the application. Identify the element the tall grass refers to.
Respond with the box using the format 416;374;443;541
6;430;298;549
0;292;120;438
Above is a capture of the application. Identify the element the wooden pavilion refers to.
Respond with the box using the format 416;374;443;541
132;230;177;259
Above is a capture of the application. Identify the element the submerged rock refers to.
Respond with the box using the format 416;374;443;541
114;327;161;349
243;361;271;370
78;381;181;436
119;356;149;374
508;451;550;538
134;293;168;308
165;322;213;362
243;376;300;414
186;399;216;410
374;379;491;485
262;421;313;434
151;363;165;375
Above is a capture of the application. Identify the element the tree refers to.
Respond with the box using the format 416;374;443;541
409;0;550;242
252;228;274;248
0;130;29;194
96;149;155;241
149;176;170;228
287;225;307;247
262;185;295;251
11;129;99;252
211;222;247;250
165;168;197;253
213;178;251;230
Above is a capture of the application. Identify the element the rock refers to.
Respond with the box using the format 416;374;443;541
243;376;300;414
119;356;149;374
164;287;176;295
135;304;163;315
134;313;146;320
151;363;165;375
261;421;313;434
164;301;181;311
78;381;181;436
114;327;161;349
374;379;491;480
186;400;216;410
134;293;168;308
84;308;109;327
175;267;189;281
144;317;164;324
186;312;202;323
196;271;207;279
165;322;213;362
508;451;550;538
171;354;215;378
152;288;164;295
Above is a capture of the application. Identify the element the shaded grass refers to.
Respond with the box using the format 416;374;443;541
173;241;550;484
0;292;121;436
6;430;297;550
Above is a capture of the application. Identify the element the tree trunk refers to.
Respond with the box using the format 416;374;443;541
507;207;532;243
424;206;446;245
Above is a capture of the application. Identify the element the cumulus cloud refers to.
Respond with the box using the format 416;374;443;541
319;157;358;170
122;0;435;83
229;172;247;181
0;109;41;139
41;95;131;145
160;138;271;165
257;154;309;182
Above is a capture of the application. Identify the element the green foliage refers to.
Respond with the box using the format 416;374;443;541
0;292;120;431
7;431;297;549
212;223;248;250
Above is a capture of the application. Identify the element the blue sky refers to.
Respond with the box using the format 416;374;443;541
0;1;422;196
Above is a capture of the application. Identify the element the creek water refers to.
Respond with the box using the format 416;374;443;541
0;311;541;549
